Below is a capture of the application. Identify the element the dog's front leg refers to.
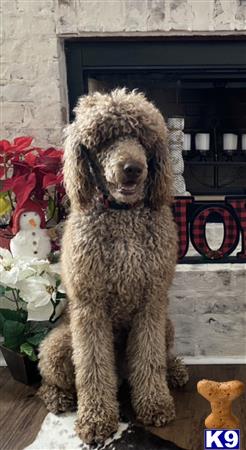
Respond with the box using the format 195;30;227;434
70;304;119;444
127;301;175;427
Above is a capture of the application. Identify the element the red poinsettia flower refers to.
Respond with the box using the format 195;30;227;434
0;137;35;178
12;136;33;152
6;173;37;206
0;136;33;156
0;140;12;152
1;136;65;213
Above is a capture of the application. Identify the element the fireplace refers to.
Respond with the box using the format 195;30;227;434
65;39;246;197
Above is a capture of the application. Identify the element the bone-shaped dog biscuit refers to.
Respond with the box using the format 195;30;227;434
197;379;245;429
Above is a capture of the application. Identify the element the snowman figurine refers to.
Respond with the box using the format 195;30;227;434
10;200;51;259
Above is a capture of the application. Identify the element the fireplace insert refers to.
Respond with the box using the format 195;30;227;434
65;39;246;197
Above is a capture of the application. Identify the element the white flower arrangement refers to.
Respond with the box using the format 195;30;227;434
0;248;66;322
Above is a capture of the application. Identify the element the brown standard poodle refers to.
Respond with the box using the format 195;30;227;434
38;89;188;444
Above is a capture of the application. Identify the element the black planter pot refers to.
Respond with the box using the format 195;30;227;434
0;345;41;385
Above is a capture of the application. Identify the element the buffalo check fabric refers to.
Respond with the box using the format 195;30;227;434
173;197;193;259
173;196;246;261
191;206;239;259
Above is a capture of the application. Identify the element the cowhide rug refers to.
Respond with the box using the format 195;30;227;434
24;412;186;450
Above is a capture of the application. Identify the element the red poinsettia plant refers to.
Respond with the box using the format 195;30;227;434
0;136;66;227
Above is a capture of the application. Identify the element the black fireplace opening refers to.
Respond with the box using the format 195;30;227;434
65;39;246;197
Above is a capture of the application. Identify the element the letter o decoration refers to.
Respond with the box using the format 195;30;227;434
190;206;240;259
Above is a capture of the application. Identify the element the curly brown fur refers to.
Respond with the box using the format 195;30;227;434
165;318;189;388
38;89;188;444
167;356;189;389
37;383;76;413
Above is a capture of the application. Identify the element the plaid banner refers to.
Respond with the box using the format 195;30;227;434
190;206;239;260
173;197;193;259
173;196;246;262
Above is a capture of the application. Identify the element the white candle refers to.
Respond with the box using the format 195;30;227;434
223;133;238;151
195;133;210;152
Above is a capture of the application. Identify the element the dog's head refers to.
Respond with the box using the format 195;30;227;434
63;89;172;210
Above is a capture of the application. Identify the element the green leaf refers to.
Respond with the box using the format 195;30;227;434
19;309;28;322
47;196;56;221
20;342;37;362
0;309;20;322
0;313;4;334
0;309;27;335
0;308;27;323
56;292;66;299
24;321;32;335
30;323;49;334
27;331;48;347
3;320;26;350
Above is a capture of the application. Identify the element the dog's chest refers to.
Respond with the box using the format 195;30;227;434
69;208;176;323
101;228;156;322
84;211;163;305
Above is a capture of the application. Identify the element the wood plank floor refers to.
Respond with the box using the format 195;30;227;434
0;365;245;450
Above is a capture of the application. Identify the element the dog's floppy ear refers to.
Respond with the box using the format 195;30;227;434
146;139;173;210
63;124;95;209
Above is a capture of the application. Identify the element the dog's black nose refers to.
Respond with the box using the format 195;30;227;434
123;163;143;179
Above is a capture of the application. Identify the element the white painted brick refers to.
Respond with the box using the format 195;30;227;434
16;0;55;15
1;0;18;15
169;0;193;31
46;128;64;147
170;313;196;339
30;82;61;103
168;263;246;358
169;292;196;315
2;102;25;124
1;127;62;148
55;0;246;35
196;335;244;357
29;103;63;127
197;312;245;338
55;0;80;35
6;19;56;39
174;338;196;357
1;62;39;81
125;1;156;33
194;293;246;315
1;38;58;64
2;82;31;101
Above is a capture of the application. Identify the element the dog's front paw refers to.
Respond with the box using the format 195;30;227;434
75;409;119;444
135;391;175;427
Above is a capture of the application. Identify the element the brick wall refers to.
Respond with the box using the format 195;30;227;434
1;0;67;146
169;264;246;360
